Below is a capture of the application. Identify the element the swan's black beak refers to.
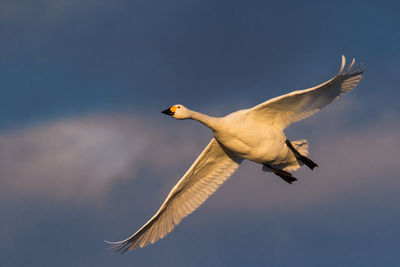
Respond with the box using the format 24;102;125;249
161;107;174;116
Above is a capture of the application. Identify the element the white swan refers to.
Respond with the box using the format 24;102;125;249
107;55;364;253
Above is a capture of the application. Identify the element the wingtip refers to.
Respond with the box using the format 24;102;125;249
344;57;356;73
104;239;130;254
338;55;365;75
339;55;346;73
104;239;121;245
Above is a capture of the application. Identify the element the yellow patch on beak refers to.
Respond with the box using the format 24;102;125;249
170;106;178;113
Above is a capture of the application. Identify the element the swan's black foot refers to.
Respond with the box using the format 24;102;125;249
263;164;298;184
285;139;318;170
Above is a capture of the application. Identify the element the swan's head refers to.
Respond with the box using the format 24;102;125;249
161;104;190;119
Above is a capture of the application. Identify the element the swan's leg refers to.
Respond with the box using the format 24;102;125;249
263;164;298;184
285;139;318;170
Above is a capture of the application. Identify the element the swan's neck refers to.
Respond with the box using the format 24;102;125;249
189;110;220;131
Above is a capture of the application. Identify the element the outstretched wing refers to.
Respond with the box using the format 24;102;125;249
107;138;242;253
247;55;364;129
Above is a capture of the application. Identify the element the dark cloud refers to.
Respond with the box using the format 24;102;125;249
1;0;399;128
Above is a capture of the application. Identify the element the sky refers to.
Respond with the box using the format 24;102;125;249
1;0;399;266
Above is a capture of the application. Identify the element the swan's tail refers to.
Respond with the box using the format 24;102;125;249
291;139;309;156
282;139;313;171
261;139;316;172
285;139;318;170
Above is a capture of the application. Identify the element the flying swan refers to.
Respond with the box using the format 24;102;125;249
107;55;364;253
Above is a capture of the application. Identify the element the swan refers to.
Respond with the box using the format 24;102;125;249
107;55;364;253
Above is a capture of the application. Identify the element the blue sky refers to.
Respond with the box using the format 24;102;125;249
1;0;399;266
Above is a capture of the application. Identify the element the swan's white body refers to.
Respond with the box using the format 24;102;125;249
212;110;290;165
108;55;364;252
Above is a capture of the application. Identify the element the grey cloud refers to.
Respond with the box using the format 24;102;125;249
1;109;398;212
205;113;399;215
0;113;207;204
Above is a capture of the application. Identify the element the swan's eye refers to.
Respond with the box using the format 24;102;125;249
178;106;181;109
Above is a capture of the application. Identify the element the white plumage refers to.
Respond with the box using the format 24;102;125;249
107;55;364;252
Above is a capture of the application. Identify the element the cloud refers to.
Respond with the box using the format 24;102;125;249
206;112;400;215
0;108;398;254
0;113;207;204
0;109;398;213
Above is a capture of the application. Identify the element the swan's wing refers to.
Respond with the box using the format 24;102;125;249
247;55;364;129
107;138;242;253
